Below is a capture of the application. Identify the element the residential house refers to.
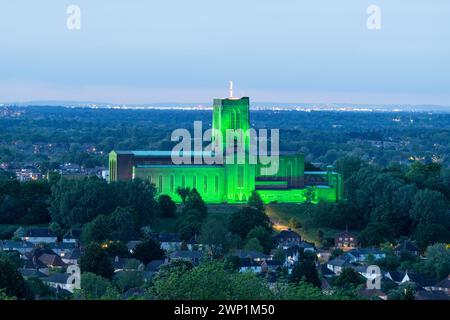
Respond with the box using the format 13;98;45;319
345;248;386;263
111;256;144;272
274;229;302;248
43;270;80;293
169;250;203;265
25;248;66;269
414;290;449;300
0;240;34;255
431;275;450;295
62;229;82;244
231;250;270;262
335;230;358;251
127;240;142;254
238;258;262;273
19;268;47;279
22;228;57;244
358;289;387;300
260;260;283;273
326;256;352;275
157;233;182;252
61;248;81;265
50;242;77;257
385;271;436;291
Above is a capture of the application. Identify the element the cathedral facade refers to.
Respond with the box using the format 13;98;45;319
109;96;343;204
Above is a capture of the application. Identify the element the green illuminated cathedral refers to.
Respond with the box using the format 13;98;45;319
109;95;343;204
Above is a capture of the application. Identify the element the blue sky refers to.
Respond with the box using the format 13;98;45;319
0;0;449;105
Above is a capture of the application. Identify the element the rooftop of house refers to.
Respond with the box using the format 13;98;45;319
414;290;450;301
62;229;82;240
335;230;357;239
170;250;203;260
274;229;301;241
327;256;352;267
145;259;165;272
434;275;450;289
38;253;67;267
157;233;182;243
44;273;70;284
127;240;142;251
62;248;81;260
19;268;47;278
231;250;270;260
347;248;385;257
24;228;57;238
0;240;34;249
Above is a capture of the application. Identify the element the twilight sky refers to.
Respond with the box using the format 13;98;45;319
0;0;449;105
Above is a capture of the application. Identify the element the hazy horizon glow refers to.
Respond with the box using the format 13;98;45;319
1;1;449;106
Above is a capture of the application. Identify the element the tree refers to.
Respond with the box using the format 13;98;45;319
77;272;117;299
132;237;164;264
359;222;393;247
0;256;28;299
109;207;138;242
246;226;274;254
176;209;204;241
152;261;273;299
420;243;450;280
410;189;449;228
114;271;144;293
79;243;114;279
289;253;321;288
335;156;362;181
244;238;264;253
158;194;177;218
81;215;112;244
183;188;207;218
248;191;264;212
414;223;450;251
199;218;230;256
176;186;191;205
228;206;271;239
333;268;365;288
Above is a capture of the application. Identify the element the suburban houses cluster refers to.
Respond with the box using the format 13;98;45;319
1;226;448;300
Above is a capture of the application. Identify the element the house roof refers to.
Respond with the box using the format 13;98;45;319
1;240;34;249
157;233;181;243
50;242;77;250
239;258;260;268
19;268;47;278
327;257;351;267
347;248;384;257
335;230;357;239
24;228;56;238
405;273;436;287
170;251;203;260
63;229;82;240
127;240;142;251
434;276;450;289
385;271;406;282
38;253;67;267
274;229;301;241
232;250;269;260
320;264;336;276
414;290;450;300
145;260;165;272
44;273;70;284
63;248;81;260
